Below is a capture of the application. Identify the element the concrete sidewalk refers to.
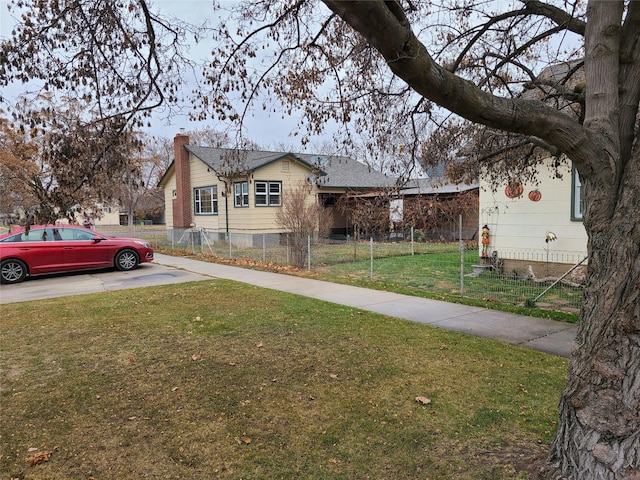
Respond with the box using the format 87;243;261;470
154;253;578;358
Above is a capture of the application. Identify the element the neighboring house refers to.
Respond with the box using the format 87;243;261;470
158;134;395;245
400;177;479;241
93;204;122;226
478;159;587;275
476;60;588;276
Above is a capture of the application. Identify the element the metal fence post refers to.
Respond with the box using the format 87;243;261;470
307;235;311;271
459;214;464;295
370;237;374;281
411;226;415;255
263;233;266;263
286;234;290;265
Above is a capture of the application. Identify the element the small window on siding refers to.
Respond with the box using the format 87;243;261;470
281;160;290;172
234;181;249;207
194;186;218;215
268;181;281;206
254;181;282;206
571;164;583;221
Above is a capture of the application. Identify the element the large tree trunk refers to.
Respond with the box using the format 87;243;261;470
321;2;640;478
548;169;640;479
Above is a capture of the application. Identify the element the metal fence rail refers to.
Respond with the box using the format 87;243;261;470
101;226;585;314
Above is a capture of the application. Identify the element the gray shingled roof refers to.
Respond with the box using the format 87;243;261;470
402;177;479;195
294;153;395;189
184;145;396;189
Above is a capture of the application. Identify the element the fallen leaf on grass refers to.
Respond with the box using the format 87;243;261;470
191;354;201;361
329;373;339;379
415;396;432;405
26;450;52;466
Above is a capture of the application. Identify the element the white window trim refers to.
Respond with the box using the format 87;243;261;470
254;181;282;207
194;186;218;215
571;165;583;221
234;181;249;207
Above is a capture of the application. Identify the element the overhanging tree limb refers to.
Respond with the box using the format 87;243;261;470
322;0;603;173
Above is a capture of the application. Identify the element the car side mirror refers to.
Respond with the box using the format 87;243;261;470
92;236;104;243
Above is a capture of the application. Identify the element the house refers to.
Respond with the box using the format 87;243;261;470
475;60;588;277
158;134;395;246
478;159;587;276
400;177;479;241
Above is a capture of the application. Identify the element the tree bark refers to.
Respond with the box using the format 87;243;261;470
320;1;640;478
548;166;640;479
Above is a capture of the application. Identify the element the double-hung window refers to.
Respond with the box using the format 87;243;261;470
194;186;218;215
254;181;282;206
234;181;249;207
571;164;583;221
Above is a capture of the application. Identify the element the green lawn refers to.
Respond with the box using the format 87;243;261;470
0;280;567;479
313;253;580;322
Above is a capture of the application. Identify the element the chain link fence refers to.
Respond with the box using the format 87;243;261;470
100;225;585;314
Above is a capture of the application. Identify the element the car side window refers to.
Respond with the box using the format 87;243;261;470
56;229;75;241
0;233;23;243
20;229;48;242
56;228;95;241
73;229;96;240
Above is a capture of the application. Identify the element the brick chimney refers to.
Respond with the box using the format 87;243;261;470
173;133;192;229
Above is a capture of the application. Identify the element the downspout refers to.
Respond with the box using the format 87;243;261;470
216;174;229;240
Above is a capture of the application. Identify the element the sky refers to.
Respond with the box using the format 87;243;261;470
0;0;337;151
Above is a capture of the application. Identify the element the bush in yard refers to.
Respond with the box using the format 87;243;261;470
276;186;332;268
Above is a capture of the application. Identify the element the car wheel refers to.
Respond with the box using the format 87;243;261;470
115;249;139;271
1;259;28;284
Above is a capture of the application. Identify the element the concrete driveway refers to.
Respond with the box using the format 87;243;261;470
0;262;212;304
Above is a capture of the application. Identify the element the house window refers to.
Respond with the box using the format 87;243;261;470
194;186;218;215
571;164;583;221
234;181;249;207
255;181;282;206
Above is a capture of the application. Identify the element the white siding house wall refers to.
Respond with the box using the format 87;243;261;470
237;159;312;235
162;153;319;238
479;160;587;265
163;170;177;229
93;208;121;226
190;156;221;232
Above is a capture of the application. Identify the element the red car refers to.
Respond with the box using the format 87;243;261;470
0;225;154;284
